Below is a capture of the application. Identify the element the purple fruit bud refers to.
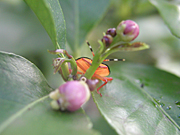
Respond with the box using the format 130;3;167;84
117;20;139;42
86;79;99;91
101;35;113;47
49;81;90;111
79;76;99;91
106;28;117;37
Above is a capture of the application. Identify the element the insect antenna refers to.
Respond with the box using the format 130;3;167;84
86;41;95;56
86;41;125;62
103;58;125;62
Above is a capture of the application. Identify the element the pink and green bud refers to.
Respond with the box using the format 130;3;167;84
49;81;90;111
117;20;139;42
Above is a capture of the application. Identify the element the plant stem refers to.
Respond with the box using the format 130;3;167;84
84;46;106;79
84;41;109;79
84;53;102;79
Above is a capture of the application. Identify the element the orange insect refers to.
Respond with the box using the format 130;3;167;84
76;42;125;96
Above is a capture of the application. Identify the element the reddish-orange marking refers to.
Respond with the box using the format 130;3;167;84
76;57;112;96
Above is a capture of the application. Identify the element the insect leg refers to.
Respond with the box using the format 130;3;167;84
93;74;113;96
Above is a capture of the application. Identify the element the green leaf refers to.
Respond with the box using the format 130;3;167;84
24;0;66;49
59;0;110;57
0;51;99;135
93;63;180;135
149;0;180;38
110;42;149;52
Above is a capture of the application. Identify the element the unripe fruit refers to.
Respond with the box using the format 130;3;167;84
117;20;139;42
49;81;90;111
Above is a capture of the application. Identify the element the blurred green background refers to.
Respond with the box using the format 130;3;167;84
1;0;180;134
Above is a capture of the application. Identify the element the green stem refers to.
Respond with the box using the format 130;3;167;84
84;41;106;79
69;57;77;76
84;53;102;79
61;58;77;76
84;40;126;79
59;57;77;81
56;43;65;58
56;42;61;50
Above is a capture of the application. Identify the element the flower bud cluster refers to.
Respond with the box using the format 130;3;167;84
101;28;116;47
101;20;139;48
48;20;141;112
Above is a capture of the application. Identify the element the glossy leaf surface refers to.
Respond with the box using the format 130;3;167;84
110;42;149;52
24;0;66;49
93;63;180;135
149;0;180;38
0;51;99;135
